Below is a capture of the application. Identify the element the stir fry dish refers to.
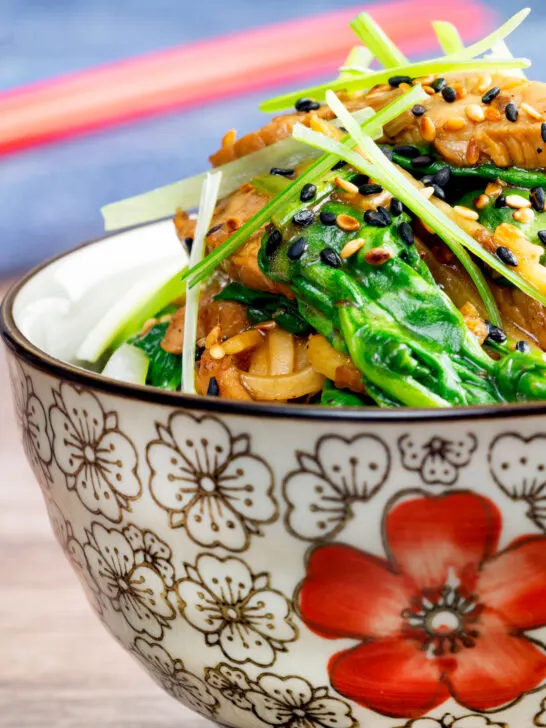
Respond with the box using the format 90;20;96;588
98;8;546;408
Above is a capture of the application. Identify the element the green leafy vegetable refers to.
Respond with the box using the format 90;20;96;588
130;323;181;390
183;86;425;288
321;380;367;408
392;152;546;189
215;283;312;335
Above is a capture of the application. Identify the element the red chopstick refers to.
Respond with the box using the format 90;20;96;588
0;0;493;156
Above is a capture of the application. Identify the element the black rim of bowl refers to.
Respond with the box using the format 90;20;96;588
3;222;546;423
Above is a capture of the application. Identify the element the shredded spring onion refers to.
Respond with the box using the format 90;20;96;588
448;8;529;60
182;171;222;394
432;21;465;55
337;46;374;80
184;85;426;288
350;11;408;68
102;112;372;231
294;90;546;321
260;57;529;113
261;9;531;113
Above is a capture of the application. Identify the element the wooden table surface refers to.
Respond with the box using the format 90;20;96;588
0;283;214;727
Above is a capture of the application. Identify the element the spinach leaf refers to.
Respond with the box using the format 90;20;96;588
129;323;181;391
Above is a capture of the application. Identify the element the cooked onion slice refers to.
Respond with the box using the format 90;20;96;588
241;367;325;401
268;328;295;376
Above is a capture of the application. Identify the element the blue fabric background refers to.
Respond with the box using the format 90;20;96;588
0;0;544;273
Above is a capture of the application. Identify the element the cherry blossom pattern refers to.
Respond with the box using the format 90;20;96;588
123;524;175;587
177;553;297;666
50;383;141;522
399;434;477;486
299;490;546;720
9;360;52;489
535;696;546;726
246;674;355;728
147;412;276;551
205;663;253;710
45;498;105;615
398;716;506;728
283;434;390;541
489;433;546;531
83;522;175;639
132;637;218;717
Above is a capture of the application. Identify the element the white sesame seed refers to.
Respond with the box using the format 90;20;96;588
454;206;480;221
505;194;532;209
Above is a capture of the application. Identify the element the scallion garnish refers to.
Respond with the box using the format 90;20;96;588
184;86;426;288
260;9;531;113
432;21;465;55
260;57;529;113
182;171;222;394
349;11;408;68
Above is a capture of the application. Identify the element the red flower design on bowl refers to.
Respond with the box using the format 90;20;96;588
299;491;546;719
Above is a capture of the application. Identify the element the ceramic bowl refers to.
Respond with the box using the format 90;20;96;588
4;222;546;728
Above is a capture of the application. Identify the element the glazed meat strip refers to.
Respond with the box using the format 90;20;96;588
211;73;546;170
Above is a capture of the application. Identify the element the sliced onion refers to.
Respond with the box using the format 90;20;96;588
307;334;351;380
268;328;295;376
241;367;325;401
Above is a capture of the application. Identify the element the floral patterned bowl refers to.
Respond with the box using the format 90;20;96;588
4;222;546;728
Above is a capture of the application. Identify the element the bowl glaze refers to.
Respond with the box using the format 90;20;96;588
4;223;546;728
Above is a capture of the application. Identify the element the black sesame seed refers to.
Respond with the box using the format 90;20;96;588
207;223;223;236
359;183;383;196
412;155;434;168
495;195;507;209
293;209;315;227
539;148;544;154
331;159;347;171
265;229;282;257
379;145;394;161
207;377;220;397
399;221;414;245
441;86;457;103
432;166;451;188
431;77;447;92
388;75;412;87
431;184;446;200
377;206;392;225
496;246;518;267
351;173;368;187
300;183;317;202
538;230;546;245
176;383;182;392
530;185;545;209
320;210;337;226
542;123;546;143
482;86;501;104
195;345;205;362
411;104;426;117
516;340;531;354
295;97;321;112
270;167;294;177
184;236;194;252
505;103;519;122
287;236;308;261
486;322;507;344
420;174;434;187
320;247;342;268
394;145;421;159
364;210;390;228
390;198;403;217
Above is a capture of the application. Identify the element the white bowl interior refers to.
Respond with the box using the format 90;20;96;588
12;221;187;364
